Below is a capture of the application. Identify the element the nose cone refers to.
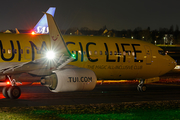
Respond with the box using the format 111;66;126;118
164;56;177;74
168;57;177;70
158;56;176;76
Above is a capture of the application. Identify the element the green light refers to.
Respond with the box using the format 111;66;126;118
72;53;76;59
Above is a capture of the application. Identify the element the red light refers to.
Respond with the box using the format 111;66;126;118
6;81;10;85
31;31;35;35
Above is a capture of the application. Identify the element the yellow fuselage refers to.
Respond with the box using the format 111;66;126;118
0;33;176;80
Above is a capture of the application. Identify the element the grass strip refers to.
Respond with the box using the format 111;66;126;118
0;100;180;119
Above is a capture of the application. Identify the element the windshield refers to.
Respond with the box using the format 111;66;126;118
158;50;166;56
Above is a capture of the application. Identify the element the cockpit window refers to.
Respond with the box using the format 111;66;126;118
158;50;166;56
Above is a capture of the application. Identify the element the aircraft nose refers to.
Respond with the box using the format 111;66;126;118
159;56;177;76
168;57;177;70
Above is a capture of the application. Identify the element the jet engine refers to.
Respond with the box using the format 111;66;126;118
41;68;97;92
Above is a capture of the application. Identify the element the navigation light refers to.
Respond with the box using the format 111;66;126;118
72;53;76;59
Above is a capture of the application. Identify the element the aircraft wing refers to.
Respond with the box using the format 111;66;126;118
44;13;75;69
0;13;74;77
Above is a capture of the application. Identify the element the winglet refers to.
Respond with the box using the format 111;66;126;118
46;13;72;59
15;28;20;34
33;7;56;34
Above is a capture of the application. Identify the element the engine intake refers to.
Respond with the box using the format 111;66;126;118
41;68;97;92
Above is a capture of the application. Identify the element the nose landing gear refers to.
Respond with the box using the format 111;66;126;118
137;79;146;92
2;76;21;99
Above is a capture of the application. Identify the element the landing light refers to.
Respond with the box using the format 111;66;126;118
46;51;55;60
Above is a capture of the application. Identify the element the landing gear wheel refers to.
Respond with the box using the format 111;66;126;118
137;85;146;92
141;85;146;92
2;86;10;99
7;86;21;99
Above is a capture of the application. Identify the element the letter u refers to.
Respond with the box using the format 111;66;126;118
0;40;15;61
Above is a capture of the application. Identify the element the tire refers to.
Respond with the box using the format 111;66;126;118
2;86;10;99
137;85;146;92
7;86;21;99
141;85;146;92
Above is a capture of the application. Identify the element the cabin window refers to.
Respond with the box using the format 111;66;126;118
72;51;77;54
114;51;117;55
94;51;97;55
132;51;135;56
118;51;122;55
128;51;131;56
110;51;112;55
13;49;17;54
89;51;92;55
8;49;11;54
2;49;5;54
73;50;78;55
20;49;23;54
123;51;126;55
26;49;30;54
105;51;108;55
78;50;81;55
100;51;102;55
83;51;86;55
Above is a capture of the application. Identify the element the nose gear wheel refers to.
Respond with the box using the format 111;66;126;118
137;79;146;92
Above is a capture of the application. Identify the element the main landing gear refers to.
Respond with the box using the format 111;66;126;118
2;76;21;99
137;79;146;92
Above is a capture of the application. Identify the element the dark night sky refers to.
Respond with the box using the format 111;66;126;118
1;0;180;31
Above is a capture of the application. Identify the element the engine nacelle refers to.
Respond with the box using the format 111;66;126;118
41;68;97;92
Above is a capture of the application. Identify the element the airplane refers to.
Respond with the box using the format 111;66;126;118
0;7;176;99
